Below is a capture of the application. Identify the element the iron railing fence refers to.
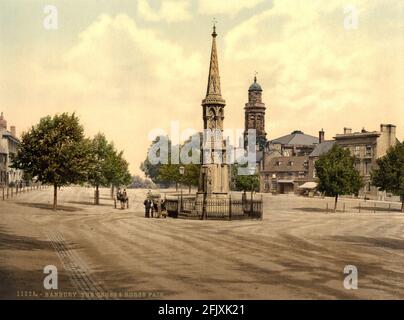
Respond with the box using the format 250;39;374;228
165;196;263;220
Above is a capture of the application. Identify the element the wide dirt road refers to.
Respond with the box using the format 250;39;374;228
1;186;404;299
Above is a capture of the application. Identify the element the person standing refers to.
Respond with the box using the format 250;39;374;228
144;199;151;218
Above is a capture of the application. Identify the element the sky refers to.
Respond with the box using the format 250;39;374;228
0;0;403;175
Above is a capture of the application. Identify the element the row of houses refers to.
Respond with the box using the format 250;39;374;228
0;112;23;186
258;124;398;200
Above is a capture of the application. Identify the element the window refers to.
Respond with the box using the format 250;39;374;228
288;161;294;166
364;161;371;175
354;146;360;157
298;171;305;178
272;173;276;179
365;145;372;157
276;161;282;166
303;160;309;168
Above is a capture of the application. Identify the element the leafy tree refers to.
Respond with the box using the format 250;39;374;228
371;141;404;212
11;113;90;210
158;163;181;190
105;149;132;197
142;134;201;190
232;165;259;198
181;164;200;193
315;144;364;212
140;136;171;184
87;133;115;204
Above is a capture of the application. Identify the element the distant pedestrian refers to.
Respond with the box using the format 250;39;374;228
161;200;167;218
144;199;151;218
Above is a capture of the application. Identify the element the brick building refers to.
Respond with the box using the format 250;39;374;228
259;130;319;193
260;156;310;194
333;124;398;199
0;112;23;186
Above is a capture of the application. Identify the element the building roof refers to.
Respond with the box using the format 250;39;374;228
334;131;380;140
262;155;308;173
248;76;262;92
309;140;335;157
1;130;19;143
269;130;318;146
298;182;318;189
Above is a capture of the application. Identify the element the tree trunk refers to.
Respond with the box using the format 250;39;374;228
111;185;115;199
334;194;338;212
95;185;99;205
188;185;191;194
53;184;58;210
176;182;178;192
401;195;404;213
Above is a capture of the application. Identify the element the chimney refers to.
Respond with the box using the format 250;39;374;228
0;112;7;131
343;127;352;134
380;124;396;134
380;124;397;147
10;126;16;137
319;129;325;144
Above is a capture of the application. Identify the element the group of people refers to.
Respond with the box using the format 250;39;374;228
144;190;167;218
116;188;128;209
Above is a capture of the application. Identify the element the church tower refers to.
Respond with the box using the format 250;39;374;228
244;76;267;151
198;25;229;197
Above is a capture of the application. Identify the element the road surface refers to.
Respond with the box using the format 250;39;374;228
1;186;404;299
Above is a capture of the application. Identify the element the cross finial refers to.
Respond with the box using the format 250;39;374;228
254;71;258;82
212;18;217;37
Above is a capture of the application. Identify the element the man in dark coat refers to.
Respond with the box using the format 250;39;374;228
144;199;151;218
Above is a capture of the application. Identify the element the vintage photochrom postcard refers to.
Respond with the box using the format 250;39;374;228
0;0;403;314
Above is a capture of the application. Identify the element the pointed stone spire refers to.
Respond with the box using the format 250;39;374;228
202;24;225;106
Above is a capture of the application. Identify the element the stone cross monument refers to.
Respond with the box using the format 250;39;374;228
197;25;230;199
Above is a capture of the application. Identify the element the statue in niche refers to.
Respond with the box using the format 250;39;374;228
208;109;216;130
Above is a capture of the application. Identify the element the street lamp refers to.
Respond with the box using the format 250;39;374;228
179;166;185;212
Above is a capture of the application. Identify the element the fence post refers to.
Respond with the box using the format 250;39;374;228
359;202;361;213
326;203;328;213
2;187;4;201
250;192;253;217
229;195;232;221
7;187;9;199
389;203;391;213
343;203;345;213
261;195;263;219
374;202;376;213
177;196;180;216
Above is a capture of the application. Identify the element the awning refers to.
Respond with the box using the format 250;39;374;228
298;182;318;189
277;180;294;184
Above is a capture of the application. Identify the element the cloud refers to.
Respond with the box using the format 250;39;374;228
138;0;192;23
198;0;266;16
222;0;404;139
0;14;203;174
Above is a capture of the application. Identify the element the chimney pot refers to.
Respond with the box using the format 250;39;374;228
343;127;352;134
319;129;325;143
10;126;16;137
